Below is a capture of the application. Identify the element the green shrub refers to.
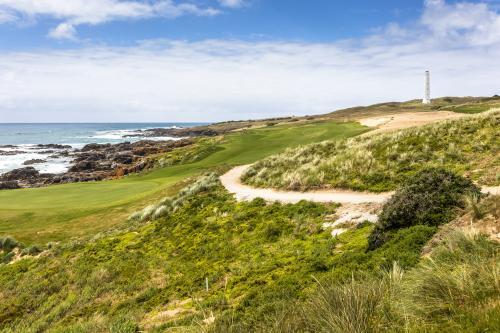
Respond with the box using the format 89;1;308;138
274;230;499;333
0;236;19;252
128;173;220;222
371;225;437;269
263;223;282;242
20;245;42;256
368;168;480;250
1;251;15;264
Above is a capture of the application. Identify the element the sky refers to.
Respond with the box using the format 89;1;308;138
0;0;499;122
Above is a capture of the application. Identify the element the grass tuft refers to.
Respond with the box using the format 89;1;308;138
243;110;499;192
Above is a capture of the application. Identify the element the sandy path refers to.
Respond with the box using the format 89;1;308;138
358;111;467;136
220;165;393;204
221;165;500;204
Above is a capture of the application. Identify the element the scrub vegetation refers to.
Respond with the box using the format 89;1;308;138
0;120;366;244
1;98;499;332
243;110;499;192
1;170;498;332
367;168;481;250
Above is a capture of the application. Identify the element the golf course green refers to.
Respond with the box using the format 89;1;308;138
0;120;367;244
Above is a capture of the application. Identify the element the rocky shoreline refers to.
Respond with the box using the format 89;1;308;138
124;126;220;138
0;139;194;190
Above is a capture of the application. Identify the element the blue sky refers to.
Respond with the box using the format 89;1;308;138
0;1;428;49
0;0;499;122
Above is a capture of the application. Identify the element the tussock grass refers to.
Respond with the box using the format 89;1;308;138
0;236;19;252
396;230;500;331
129;173;220;223
271;230;499;333
243;110;499;192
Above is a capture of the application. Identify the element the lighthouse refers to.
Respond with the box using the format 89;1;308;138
423;70;431;104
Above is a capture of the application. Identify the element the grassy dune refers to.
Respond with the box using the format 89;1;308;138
1;102;499;332
0;120;366;244
243;110;499;192
1;176;497;332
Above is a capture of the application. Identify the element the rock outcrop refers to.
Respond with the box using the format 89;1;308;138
0;139;194;189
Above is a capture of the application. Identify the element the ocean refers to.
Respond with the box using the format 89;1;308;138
0;123;206;175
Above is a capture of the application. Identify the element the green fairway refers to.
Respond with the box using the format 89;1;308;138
0;120;367;244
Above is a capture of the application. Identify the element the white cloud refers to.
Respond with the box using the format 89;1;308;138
0;0;221;39
421;0;500;46
0;0;499;122
0;7;14;23
48;22;77;40
218;0;246;8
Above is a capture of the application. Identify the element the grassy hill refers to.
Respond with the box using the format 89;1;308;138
0;174;498;332
0;120;366;245
243;110;499;192
0;97;499;332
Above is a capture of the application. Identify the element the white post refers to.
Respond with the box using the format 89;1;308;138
205;277;209;292
423;70;431;104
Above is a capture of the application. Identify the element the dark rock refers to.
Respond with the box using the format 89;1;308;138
0;181;20;190
68;161;99;172
74;152;106;162
0;150;27;156
1;138;196;190
125;127;219;138
48;150;70;158
1;167;40;181
23;159;46;165
112;153;134;164
36;144;72;149
81;143;113;152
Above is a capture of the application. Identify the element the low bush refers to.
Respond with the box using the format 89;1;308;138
1;251;15;264
20;245;42;256
128;172;220;222
0;236;19;252
368;168;481;250
272;229;499;333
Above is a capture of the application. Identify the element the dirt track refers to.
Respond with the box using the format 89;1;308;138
221;165;499;204
220;165;393;204
221;110;498;204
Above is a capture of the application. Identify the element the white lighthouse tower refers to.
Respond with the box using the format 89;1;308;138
422;70;431;104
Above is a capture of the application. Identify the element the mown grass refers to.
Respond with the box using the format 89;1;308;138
0;120;366;244
0;178;443;332
243;110;499;192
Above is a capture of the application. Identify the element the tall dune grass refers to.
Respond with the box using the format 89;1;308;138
243;110;499;192
128;173;220;222
270;230;499;332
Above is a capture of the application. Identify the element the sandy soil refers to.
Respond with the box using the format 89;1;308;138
358;111;468;136
221;165;500;205
220;165;393;204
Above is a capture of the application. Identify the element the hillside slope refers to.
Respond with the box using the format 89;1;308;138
0;121;365;245
243;110;499;192
1;174;498;332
